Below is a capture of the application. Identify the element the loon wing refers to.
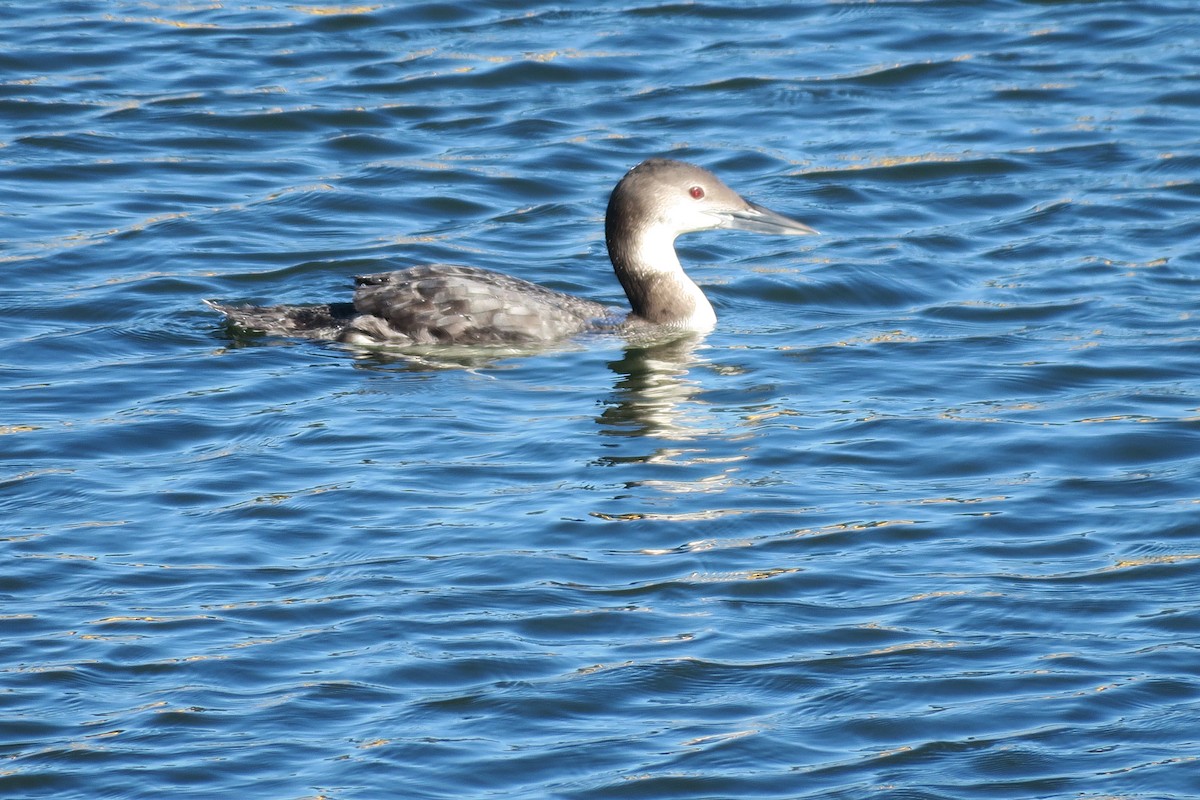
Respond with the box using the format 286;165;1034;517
343;264;611;345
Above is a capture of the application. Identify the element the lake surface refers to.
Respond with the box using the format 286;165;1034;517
3;2;1200;798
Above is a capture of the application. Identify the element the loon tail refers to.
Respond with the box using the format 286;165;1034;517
204;299;355;340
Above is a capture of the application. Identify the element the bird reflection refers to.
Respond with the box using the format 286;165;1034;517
597;333;716;441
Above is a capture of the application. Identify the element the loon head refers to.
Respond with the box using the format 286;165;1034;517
602;158;818;329
605;158;817;255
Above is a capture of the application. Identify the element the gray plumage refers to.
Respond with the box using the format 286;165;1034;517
207;158;817;346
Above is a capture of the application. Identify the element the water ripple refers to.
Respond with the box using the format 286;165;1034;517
4;1;1200;799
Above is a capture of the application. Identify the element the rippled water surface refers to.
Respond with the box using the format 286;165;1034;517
4;2;1200;798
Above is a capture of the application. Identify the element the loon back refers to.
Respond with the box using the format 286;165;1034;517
210;264;612;346
342;265;611;345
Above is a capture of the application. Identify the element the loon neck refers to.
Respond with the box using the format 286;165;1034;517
606;223;717;331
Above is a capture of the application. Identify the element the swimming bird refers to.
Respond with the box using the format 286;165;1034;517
206;158;817;346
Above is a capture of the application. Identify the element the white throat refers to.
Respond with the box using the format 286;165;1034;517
624;225;716;331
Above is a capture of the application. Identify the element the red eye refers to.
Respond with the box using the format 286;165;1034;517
689;186;705;199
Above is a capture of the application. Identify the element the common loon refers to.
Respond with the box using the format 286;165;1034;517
206;158;818;346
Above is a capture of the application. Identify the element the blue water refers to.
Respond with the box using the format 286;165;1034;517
3;2;1200;798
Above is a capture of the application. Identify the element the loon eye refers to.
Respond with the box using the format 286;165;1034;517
688;185;705;200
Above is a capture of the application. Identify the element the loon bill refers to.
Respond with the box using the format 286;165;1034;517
206;158;818;346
